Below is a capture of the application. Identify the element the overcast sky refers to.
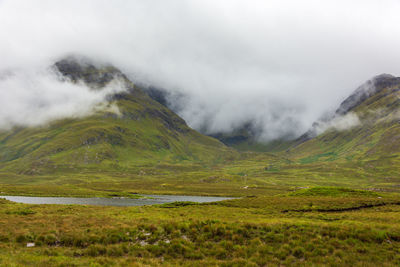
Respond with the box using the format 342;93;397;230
1;0;400;140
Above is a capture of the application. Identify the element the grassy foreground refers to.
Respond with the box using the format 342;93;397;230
0;187;400;266
0;146;398;266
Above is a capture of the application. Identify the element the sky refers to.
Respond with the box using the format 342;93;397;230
0;0;400;140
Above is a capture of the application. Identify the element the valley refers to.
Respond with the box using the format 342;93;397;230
0;58;399;266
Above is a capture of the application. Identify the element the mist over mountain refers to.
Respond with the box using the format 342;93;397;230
1;0;400;140
0;65;128;130
296;74;400;140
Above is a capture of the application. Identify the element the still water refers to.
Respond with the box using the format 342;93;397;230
0;195;234;207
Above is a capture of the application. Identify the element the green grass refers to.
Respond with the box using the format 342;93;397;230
299;152;338;164
0;191;400;266
289;187;380;197
0;149;399;198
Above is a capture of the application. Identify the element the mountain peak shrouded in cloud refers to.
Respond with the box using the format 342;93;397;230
54;55;126;88
0;57;129;130
1;0;400;140
335;74;399;116
293;73;400;146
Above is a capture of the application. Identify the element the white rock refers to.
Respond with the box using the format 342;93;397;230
139;240;148;246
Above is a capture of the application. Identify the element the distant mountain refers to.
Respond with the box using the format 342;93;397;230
287;74;400;162
207;74;400;157
142;74;400;158
208;124;295;152
138;86;261;149
2;56;397;179
0;56;233;175
335;74;399;115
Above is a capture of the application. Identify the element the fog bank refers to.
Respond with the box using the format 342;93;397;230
1;0;400;139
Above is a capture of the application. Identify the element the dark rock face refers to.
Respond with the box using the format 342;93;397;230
144;86;169;107
210;134;249;146
141;85;188;115
292;126;318;147
136;85;190;133
53;56;190;135
144;107;188;134
54;56;124;88
209;122;256;146
336;74;400;116
291;74;400;149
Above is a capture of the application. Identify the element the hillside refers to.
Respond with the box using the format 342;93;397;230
184;74;399;156
141;87;296;152
0;65;399;197
287;74;400;164
0;57;234;178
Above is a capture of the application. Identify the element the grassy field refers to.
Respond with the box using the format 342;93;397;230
1;143;399;266
0;187;400;266
0;148;399;198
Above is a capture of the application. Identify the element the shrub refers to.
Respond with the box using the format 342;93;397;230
292;246;306;258
86;244;107;257
215;247;229;260
0;234;9;242
16;234;26;243
276;248;289;260
6;209;36;216
146;244;165;257
42;234;57;245
72;236;88;248
106;245;124;257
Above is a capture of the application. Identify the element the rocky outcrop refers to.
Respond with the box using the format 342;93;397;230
54;56;125;88
291;74;400;149
336;74;400;115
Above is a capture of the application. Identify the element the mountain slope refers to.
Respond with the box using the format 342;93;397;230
287;74;400;164
138;86;278;151
0;57;234;176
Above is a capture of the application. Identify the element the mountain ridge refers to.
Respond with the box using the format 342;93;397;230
206;73;400;154
286;73;400;162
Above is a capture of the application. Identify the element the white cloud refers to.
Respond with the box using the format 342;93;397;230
315;112;361;135
0;0;399;139
0;68;127;129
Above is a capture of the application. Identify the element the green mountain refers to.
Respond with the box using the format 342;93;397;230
194;74;399;157
137;86;280;151
287;74;400;164
0;57;234;177
0;60;398;196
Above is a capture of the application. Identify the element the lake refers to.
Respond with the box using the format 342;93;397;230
0;195;234;207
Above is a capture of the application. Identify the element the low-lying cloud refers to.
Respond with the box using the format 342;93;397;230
0;68;126;129
314;112;361;135
1;0;400;139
